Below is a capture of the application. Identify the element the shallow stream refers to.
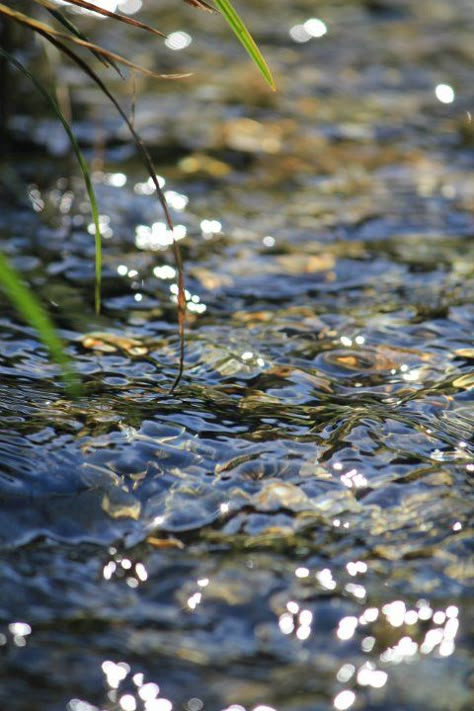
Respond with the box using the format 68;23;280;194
0;1;473;710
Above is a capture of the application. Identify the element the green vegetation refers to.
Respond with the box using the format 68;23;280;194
0;0;273;393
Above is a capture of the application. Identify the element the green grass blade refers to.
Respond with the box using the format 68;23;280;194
0;252;79;394
213;0;275;90
0;47;103;313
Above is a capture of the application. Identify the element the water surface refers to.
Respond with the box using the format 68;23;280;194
0;1;473;710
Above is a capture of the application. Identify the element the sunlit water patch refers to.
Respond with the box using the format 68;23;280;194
1;0;473;709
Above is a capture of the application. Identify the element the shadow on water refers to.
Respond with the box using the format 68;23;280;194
0;1;473;710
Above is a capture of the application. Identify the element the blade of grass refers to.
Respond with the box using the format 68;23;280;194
0;251;79;395
0;4;188;80
33;0;167;39
43;4;121;74
0;47;103;313
39;34;187;391
212;0;275;90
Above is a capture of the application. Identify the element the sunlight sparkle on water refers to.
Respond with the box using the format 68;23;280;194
295;566;310;578
134;176;166;195
382;600;406;627
8;622;31;637
165;31;192;51
346;561;367;576
357;663;388;689
154;265;176;280
165;190;189;211
345;583;366;600
104;172;127;187
337;664;355;683
144;700;172;711
279;612;295;635
337;616;358;640
340;468;368;489
120;0;143;14
359;607;379;625
435;83;455;103
361;636;375;652
139;684;160;701
135;223;187;250
201;219;223;236
290;18;327;43
316;568;337;590
334;690;356;710
102;661;130;689
120;695;137;711
67;701;98;711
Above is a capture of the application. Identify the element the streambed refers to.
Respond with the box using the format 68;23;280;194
0;1;473;710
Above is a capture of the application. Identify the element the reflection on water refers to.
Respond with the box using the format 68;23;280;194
0;0;473;710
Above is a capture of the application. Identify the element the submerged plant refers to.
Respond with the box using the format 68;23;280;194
0;0;274;393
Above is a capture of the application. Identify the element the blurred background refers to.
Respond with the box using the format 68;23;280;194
0;2;473;711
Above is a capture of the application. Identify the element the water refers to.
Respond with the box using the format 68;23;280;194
0;1;473;710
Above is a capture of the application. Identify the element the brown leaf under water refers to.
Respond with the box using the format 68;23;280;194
81;332;148;356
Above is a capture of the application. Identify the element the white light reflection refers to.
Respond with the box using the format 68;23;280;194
145;700;173;711
416;599;433;621
120;0;143;15
289;18;327;43
316;568;337;590
279;612;295;635
88;214;113;239
8;622;31;636
435;83;455;103
136;222;187;250
102;661;130;689
404;610;418;626
164;190;189;211
200;219;223;237
295;566;310;578
120;695;137;711
165;31;192;51
357;663;387;689
361;636;375;652
333;689;356;710
337;616;358;641
134;175;166;195
359;607;378;625
380;635;418;663
67;701;99;711
154;265;176;280
341;468;368;489
337;663;355;683
382;600;406;627
345;583;366;600
346;561;368;576
139;684;160;701
187;592;202;610
104;172;127;187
